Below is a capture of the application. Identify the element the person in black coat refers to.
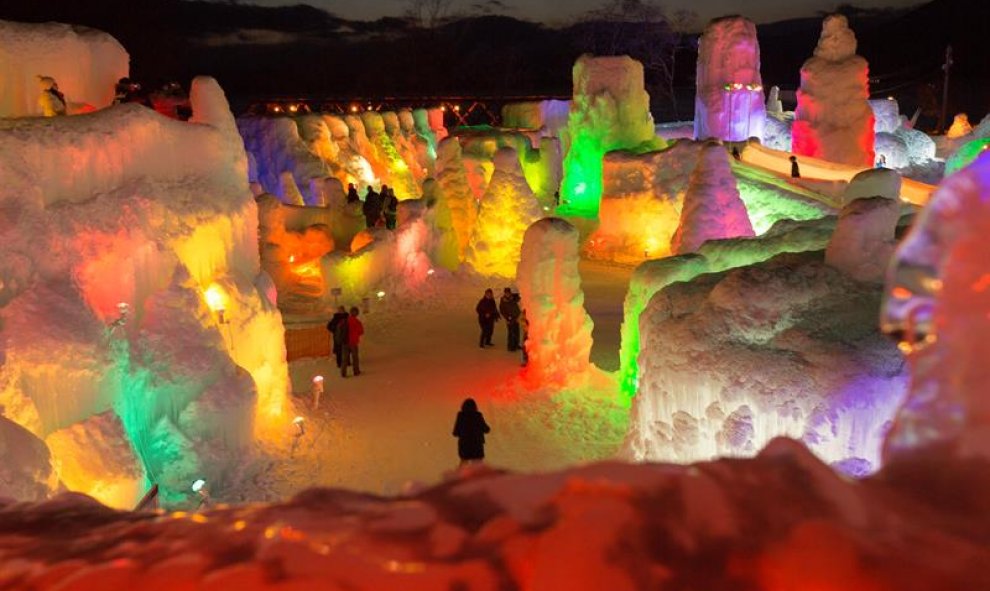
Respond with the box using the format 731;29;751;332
383;187;399;230
790;155;801;178
326;306;350;368
453;398;490;463
475;289;500;348
346;183;361;203
362;186;382;227
499;287;521;352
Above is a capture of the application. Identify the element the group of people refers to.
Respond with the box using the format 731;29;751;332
354;183;399;230
475;288;529;366
326;306;365;377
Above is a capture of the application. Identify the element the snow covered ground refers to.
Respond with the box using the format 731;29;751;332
255;261;632;499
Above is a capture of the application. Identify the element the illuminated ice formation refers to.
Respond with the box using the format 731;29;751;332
792;15;875;167
881;152;990;462
694;16;766;143
766;85;783;115
618;216;838;400
501;100;570;137
238;116;328;205
516;218;594;386
672;143;755;254
591;141;825;263
560;55;661;217
0;77;289;508
945;113;973;139
467;147;543;277
0;19;128;117
625;251;908;472
826;196;900;283
435;137;477;261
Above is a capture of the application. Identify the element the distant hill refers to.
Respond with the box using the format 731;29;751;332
0;0;984;124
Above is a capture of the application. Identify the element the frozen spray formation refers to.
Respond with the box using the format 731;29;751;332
0;19;128;117
694;16;766;143
792;15;875;167
467;147;542;277
516;218;594;386
560;55;660;217
671;143;755;254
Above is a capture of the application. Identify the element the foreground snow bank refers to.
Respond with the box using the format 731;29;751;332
0;439;987;589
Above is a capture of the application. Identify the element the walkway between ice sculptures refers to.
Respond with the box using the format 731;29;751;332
740;142;935;206
262;261;632;498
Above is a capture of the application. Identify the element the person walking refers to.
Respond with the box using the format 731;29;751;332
499;288;521;352
341;306;364;377
475;289;499;348
452;398;490;464
326;306;349;368
789;155;801;178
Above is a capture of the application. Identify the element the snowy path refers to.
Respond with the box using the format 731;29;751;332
250;261;633;499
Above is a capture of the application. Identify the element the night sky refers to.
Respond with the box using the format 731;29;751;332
249;0;923;25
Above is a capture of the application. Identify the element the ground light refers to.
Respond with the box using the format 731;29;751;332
191;479;210;510
204;283;229;324
311;375;324;409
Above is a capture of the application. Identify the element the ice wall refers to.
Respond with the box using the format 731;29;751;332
0;19;128;117
792;15;875;167
672;143;755;254
560;55;662;217
625;251;908;472
881;152;990;462
467;148;543;277
618;217;838;400
694;17;766;143
516;218;594;386
0;415;57;502
0;77;290;508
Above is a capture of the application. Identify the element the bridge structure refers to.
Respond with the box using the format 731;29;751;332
241;95;570;127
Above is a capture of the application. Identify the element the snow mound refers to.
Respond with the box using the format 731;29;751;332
826;196;900;283
672;143;755;254
1;444;988;588
0;19;128;117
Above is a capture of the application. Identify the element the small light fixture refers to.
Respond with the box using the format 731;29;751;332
426;268;435;276
293;416;306;436
311;375;324;410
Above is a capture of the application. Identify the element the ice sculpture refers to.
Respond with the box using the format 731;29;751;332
435;137;477;262
792;15;875;167
0;77;290;507
694;16;766;143
625;251;908;472
881;151;990;462
0;19;128;117
467;148;542;277
560;55;661;217
671;143;755;254
516;218;594;386
945;113;973;139
826;196;900;283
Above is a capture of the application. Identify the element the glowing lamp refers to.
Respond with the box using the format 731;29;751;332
311;375;324;410
273;105;282;113
376;290;386;299
288;255;296;263
453;105;460;112
293;416;306;436
204;283;229;324
192;479;206;493
350;105;359;113
542;206;550;212
440;106;447;112
427;268;435;276
574;182;587;196
117;302;129;316
289;104;298;113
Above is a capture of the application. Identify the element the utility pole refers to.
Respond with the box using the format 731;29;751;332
937;45;953;134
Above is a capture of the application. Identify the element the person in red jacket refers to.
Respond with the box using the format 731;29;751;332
341;306;364;377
